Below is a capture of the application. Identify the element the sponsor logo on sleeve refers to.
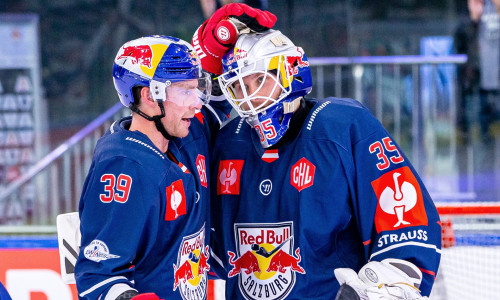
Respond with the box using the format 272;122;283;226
166;179;187;221
83;240;120;263
371;166;428;233
217;160;244;195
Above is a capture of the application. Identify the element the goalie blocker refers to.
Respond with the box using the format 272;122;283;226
334;259;428;300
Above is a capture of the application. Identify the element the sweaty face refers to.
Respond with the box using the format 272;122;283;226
231;72;282;113
162;79;202;138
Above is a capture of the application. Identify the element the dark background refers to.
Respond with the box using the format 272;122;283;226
0;0;470;147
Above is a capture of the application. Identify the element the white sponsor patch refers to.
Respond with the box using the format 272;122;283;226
83;240;120;262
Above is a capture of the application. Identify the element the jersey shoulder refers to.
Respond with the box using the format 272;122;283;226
93;119;169;170
302;97;383;144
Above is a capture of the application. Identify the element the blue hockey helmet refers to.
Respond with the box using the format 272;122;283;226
219;30;312;148
113;35;211;108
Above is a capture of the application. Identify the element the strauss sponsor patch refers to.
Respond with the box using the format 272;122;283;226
371;166;428;233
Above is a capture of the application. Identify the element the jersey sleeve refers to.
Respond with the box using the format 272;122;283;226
75;157;161;299
349;115;441;296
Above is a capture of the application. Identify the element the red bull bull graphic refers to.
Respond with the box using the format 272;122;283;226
285;48;309;77
173;225;209;300
228;222;305;300
117;45;153;68
115;42;169;78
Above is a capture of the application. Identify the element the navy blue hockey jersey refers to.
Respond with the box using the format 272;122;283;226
76;101;229;300
211;98;441;299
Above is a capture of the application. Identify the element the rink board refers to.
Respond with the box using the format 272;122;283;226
0;236;217;299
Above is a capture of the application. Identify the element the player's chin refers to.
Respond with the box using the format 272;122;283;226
177;121;191;137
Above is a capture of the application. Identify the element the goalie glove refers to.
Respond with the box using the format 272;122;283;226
192;3;277;75
334;259;428;300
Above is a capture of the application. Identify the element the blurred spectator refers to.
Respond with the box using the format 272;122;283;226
454;0;500;143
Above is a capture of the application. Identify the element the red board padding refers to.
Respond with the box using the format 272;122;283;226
0;248;217;299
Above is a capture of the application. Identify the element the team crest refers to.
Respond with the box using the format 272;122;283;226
173;225;210;300
228;222;305;300
371;166;428;233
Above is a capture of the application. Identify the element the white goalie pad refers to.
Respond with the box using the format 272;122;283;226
56;212;81;284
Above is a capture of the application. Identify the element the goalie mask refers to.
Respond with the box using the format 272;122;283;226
219;30;312;148
113;35;211;139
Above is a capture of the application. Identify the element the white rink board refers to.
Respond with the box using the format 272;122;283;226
432;246;500;300
213;246;500;300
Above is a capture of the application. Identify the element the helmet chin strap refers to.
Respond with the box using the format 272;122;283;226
130;100;174;141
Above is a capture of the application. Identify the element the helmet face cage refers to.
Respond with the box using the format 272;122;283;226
113;35;211;108
219;30;312;119
219;55;291;117
219;30;313;148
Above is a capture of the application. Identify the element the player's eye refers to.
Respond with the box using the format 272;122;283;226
256;76;265;85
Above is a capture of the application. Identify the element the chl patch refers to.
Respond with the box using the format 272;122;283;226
228;222;305;300
217;160;244;195
290;157;316;191
371;166;428;233
165;179;187;221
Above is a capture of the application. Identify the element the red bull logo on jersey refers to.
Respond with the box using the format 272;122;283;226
228;222;305;300
173;225;210;300
371;166;428;233
290;157;316;192
217;159;244;195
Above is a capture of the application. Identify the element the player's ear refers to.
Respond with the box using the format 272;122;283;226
140;87;155;104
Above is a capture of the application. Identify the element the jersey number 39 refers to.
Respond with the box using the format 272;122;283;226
100;174;132;203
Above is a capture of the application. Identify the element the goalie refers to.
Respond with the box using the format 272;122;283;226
193;3;442;299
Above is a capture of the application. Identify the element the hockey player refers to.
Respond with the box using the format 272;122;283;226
193;7;442;299
75;35;224;300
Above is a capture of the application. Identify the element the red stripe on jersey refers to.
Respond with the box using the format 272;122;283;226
363;239;371;246
419;267;436;279
195;112;204;124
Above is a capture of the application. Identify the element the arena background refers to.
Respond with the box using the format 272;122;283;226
0;0;499;299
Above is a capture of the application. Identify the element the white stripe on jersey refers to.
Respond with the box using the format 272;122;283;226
369;241;442;261
79;276;129;297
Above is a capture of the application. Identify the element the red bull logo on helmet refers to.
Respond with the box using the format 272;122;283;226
228;222;305;300
117;45;153;68
173;225;210;300
285;47;309;77
116;41;169;78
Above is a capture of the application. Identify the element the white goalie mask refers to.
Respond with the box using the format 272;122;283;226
219;30;312;148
